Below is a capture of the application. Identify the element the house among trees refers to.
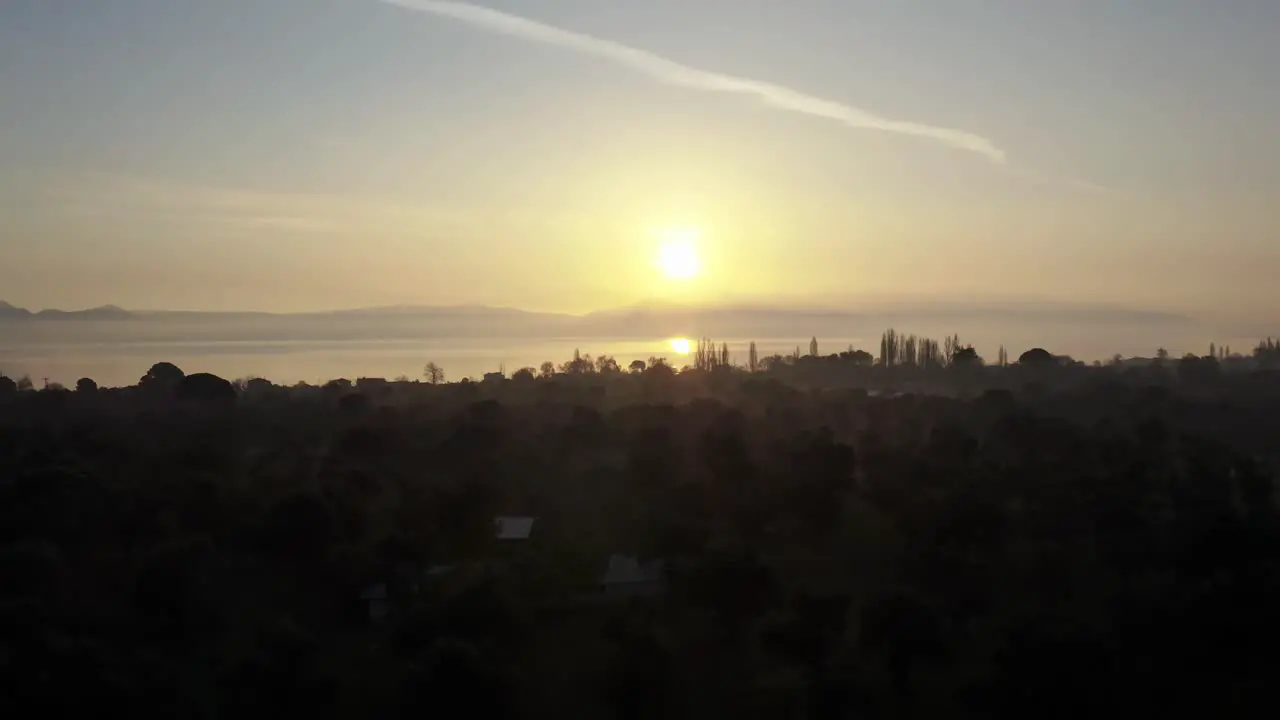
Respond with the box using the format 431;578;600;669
599;554;666;598
495;516;536;540
359;582;389;622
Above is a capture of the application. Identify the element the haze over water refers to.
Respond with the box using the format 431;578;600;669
0;314;1235;388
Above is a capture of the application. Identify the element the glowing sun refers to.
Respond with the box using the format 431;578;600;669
669;337;692;355
656;228;702;280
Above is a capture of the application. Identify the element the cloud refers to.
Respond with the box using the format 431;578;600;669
378;1;1007;164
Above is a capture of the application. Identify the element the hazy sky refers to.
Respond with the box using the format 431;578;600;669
2;0;1276;320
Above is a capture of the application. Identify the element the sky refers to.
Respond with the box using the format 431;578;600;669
1;0;1276;324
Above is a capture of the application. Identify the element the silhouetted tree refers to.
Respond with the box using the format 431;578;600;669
7;329;1280;716
561;349;593;375
16;375;33;392
629;360;647;374
944;334;959;367
595;355;620;374
0;376;15;395
175;373;236;404
694;338;729;372
1255;338;1280;368
809;337;819;357
75;378;98;393
1018;348;1056;366
880;329;901;368
424;362;446;385
539;361;556;379
512;367;536;382
839;348;874;366
139;362;185;392
951;345;982;368
1178;354;1222;385
748;342;759;373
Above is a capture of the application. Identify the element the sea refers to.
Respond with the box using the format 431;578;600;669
0;317;1243;388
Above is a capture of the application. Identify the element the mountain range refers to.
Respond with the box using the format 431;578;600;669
0;299;1218;366
0;299;1193;328
0;301;134;320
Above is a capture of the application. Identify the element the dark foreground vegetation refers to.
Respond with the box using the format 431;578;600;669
3;334;1280;718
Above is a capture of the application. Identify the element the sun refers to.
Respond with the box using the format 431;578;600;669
669;338;691;355
656;227;702;281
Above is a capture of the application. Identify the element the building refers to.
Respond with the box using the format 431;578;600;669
359;582;389;622
600;554;666;598
494;516;536;540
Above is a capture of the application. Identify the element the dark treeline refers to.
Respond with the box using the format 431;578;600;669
3;331;1280;717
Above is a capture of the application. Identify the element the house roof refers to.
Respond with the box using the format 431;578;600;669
494;516;536;540
601;554;665;585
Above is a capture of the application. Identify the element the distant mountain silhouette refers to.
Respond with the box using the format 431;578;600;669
317;304;575;320
578;301;1193;338
0;301;33;319
37;304;133;320
0;302;132;320
0;300;1195;342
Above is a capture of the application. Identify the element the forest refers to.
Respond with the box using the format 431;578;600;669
2;331;1280;718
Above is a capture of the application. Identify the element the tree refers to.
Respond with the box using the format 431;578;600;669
0;376;15;395
645;360;675;379
629;360;647;374
1255;338;1280;368
1156;347;1170;362
839;349;874;366
809;337;819;357
243;377;274;395
538;361;556;379
1017;348;1056;366
748;342;759;373
595;355;620;374
880;329;900;368
424;362;446;385
512;367;537;382
943;334;958;367
694;338;729;372
75;378;98;393
139;362;184;391
1179;353;1221;385
951;345;982;367
903;335;918;368
16;375;34;392
561;349;593;375
175;373;236;404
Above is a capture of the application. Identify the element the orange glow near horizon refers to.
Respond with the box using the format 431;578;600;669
669;337;691;355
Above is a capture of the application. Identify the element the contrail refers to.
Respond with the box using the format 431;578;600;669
377;0;1007;164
